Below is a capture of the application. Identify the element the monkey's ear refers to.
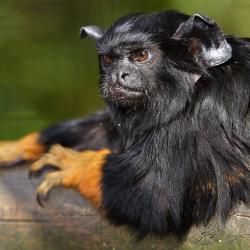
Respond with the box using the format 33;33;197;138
80;26;104;40
172;14;232;68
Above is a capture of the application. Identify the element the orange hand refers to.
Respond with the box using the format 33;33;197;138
29;145;111;208
0;132;45;166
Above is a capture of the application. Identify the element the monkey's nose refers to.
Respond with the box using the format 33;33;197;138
118;72;131;86
112;72;130;83
120;72;130;80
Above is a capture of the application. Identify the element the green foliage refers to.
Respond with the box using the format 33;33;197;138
0;0;249;139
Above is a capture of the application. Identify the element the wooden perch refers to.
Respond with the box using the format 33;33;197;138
0;164;249;250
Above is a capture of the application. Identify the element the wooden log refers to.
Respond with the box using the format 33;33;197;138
0;164;249;250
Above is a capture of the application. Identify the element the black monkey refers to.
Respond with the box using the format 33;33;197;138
0;11;249;238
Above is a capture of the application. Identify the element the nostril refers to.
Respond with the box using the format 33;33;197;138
121;73;130;80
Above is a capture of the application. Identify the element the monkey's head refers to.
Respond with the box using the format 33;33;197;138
80;11;232;106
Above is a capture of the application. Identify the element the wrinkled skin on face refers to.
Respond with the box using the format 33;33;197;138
96;13;180;106
97;37;162;105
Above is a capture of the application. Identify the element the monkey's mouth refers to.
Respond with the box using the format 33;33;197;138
117;81;142;94
107;81;144;100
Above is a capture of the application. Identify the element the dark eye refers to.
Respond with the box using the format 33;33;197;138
130;50;149;63
103;54;113;65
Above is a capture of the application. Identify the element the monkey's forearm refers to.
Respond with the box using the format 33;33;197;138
39;108;121;151
0;108;121;167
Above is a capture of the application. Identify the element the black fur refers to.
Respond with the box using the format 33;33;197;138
41;11;250;238
40;109;121;152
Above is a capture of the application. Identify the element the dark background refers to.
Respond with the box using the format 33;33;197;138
0;0;250;139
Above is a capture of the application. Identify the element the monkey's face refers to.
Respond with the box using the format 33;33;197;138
97;37;162;104
80;11;232;106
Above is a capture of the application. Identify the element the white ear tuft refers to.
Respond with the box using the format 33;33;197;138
80;26;104;40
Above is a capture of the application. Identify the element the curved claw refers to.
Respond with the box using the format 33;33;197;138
29;169;39;179
36;193;49;207
29;164;60;179
34;170;63;208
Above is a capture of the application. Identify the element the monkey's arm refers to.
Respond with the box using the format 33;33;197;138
0;109;121;167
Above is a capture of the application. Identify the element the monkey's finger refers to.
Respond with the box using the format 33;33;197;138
0;158;25;168
36;171;63;206
29;164;60;179
30;153;60;177
30;145;81;178
49;144;80;158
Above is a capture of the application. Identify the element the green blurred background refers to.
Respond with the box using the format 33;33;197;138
0;0;250;140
